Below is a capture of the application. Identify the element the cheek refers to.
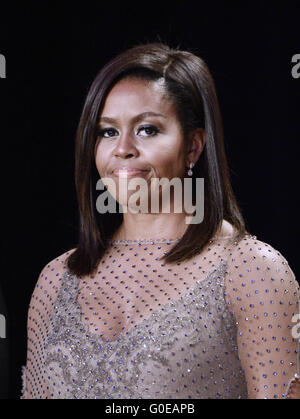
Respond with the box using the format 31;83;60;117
94;142;109;176
153;141;185;175
94;147;100;169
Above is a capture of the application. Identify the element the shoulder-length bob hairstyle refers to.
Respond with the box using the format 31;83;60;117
66;42;247;277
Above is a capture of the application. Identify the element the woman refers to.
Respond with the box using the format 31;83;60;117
21;43;300;399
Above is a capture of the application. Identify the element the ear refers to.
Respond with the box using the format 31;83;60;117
185;128;206;168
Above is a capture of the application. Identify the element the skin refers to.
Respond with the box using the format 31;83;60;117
286;379;300;399
94;76;207;241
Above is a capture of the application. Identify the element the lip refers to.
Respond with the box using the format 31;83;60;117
113;168;149;178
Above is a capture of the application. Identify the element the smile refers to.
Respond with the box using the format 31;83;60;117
113;169;149;178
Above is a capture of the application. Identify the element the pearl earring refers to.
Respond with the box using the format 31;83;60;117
188;162;194;176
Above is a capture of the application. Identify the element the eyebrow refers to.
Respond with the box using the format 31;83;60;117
98;111;167;124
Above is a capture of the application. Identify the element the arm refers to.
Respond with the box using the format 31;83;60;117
225;236;300;399
21;249;76;399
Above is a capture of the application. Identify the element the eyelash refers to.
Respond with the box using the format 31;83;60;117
97;125;160;138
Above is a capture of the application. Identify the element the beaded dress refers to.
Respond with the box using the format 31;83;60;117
21;233;300;399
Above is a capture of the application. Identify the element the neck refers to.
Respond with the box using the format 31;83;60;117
111;212;190;242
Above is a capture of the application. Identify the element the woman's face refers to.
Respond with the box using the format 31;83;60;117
94;77;191;208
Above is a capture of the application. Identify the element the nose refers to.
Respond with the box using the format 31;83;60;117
113;131;139;159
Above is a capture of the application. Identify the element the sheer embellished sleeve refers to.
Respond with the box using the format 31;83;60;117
21;249;75;399
225;236;300;399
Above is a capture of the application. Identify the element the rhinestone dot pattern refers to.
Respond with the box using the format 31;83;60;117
21;234;300;399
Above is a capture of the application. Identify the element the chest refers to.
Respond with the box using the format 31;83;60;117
76;260;222;340
45;267;246;399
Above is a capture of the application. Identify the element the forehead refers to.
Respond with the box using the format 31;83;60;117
101;77;173;116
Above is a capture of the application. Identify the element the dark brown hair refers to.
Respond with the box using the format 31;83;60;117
66;42;247;277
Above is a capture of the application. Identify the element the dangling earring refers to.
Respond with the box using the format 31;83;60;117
188;162;194;176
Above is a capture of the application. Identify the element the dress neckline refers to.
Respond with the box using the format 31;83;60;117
108;237;181;245
107;234;243;246
64;259;229;345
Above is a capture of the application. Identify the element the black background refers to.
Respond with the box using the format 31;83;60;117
0;1;299;399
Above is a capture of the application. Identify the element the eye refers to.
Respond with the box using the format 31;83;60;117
137;125;160;137
97;127;118;138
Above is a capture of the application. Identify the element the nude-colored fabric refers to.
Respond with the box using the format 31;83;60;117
21;234;300;399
